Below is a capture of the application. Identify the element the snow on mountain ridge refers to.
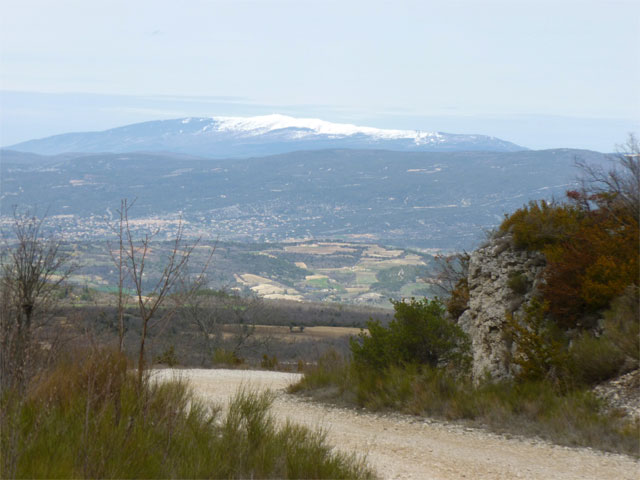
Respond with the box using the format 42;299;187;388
196;114;443;144
6;114;527;157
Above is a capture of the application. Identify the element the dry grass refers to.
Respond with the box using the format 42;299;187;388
1;348;376;479
284;243;358;255
220;324;363;344
292;352;640;458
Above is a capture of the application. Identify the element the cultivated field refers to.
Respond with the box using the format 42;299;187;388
57;239;436;306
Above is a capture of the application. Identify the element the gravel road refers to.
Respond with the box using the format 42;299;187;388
154;368;639;480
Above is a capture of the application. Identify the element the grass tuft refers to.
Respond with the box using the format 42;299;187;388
292;351;639;457
1;348;375;479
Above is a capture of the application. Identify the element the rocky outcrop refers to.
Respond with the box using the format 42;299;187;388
593;369;640;421
458;234;546;382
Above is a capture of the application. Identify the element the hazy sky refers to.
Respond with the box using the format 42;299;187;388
1;0;638;150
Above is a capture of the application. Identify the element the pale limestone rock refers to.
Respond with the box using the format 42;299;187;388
593;369;640;421
458;234;546;382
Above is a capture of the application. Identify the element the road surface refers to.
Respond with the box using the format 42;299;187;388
154;369;639;480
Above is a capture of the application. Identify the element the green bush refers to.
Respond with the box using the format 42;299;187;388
507;297;632;388
569;333;626;385
350;298;470;373
506;298;571;386
507;271;529;295
350;318;394;371
603;286;640;365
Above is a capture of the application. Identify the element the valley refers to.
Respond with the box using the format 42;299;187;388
0;147;607;251
55;239;435;306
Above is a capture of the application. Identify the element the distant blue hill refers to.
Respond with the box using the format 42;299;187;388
6;114;525;157
1;147;607;250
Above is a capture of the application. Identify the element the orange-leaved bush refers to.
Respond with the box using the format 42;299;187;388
541;192;638;329
499;180;638;330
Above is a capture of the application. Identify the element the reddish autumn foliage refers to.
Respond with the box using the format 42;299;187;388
501;185;639;330
541;203;638;329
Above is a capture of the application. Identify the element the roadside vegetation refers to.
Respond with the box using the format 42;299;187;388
291;302;638;456
292;139;640;457
1;349;373;479
0;208;374;479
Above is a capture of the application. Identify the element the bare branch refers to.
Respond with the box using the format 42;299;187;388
426;251;470;298
1;208;73;391
112;201;215;385
574;133;640;223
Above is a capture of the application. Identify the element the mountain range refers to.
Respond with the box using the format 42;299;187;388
6;114;525;158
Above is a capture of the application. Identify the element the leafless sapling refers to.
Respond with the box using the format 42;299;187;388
0;209;72;391
117;202;213;385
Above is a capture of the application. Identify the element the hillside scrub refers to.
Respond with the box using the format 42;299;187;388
497;195;638;327
506;287;639;388
291;350;639;457
1;348;374;479
496;147;639;390
292;149;640;457
498;142;639;331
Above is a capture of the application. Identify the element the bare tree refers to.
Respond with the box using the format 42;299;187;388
183;287;272;365
0;209;72;391
116;202;213;384
575;133;640;222
222;292;272;357
180;287;225;365
106;198;134;352
423;251;471;320
426;251;470;299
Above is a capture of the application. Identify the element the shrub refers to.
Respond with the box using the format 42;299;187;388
1;349;374;479
505;298;571;386
602;286;640;365
212;348;244;366
261;354;279;370
289;349;351;395
507;297;631;388
507;271;529;295
154;345;178;366
500;190;638;330
350;298;470;373
350;318;394;371
568;333;626;385
542;209;639;328
446;277;469;319
499;200;582;251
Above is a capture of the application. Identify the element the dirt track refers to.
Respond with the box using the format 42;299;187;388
154;369;639;480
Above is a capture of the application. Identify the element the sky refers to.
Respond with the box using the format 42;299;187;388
1;0;638;151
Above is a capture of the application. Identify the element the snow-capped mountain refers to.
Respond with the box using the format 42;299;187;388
196;114;440;142
6;114;525;158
